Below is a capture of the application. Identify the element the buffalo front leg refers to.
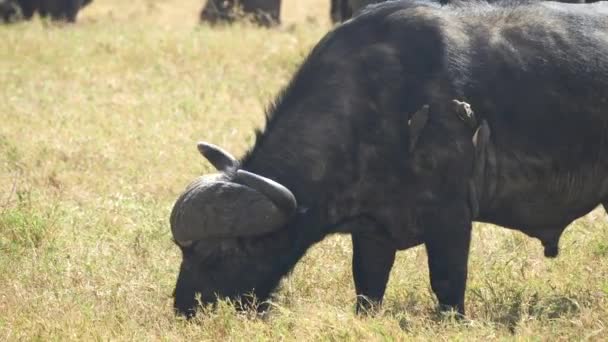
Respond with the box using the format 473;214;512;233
424;212;472;315
352;232;396;314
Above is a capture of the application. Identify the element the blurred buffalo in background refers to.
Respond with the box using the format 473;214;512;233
199;0;381;26
0;0;20;22
200;0;603;27
200;0;282;26
0;0;92;22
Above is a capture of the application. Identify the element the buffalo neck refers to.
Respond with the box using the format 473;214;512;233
239;40;361;230
236;59;363;291
239;102;347;237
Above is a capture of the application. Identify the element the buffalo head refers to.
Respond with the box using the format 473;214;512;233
170;143;298;317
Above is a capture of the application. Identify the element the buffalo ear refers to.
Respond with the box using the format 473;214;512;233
408;104;430;152
469;119;491;219
197;142;238;172
472;120;490;149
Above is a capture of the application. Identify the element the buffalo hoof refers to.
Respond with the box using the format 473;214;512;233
436;303;465;319
355;296;382;315
544;244;559;258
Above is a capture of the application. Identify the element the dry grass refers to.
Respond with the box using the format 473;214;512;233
1;0;607;340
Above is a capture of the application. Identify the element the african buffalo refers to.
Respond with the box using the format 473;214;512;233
38;0;92;22
171;0;608;317
0;0;20;22
0;0;92;22
200;0;281;26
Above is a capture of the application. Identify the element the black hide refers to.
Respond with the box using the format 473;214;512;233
0;0;92;22
200;0;282;26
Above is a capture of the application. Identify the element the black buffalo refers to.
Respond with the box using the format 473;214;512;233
200;0;282;26
199;0;374;26
171;0;608;317
0;0;20;22
38;0;92;22
0;0;92;22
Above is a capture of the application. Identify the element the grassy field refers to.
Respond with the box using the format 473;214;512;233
1;0;607;340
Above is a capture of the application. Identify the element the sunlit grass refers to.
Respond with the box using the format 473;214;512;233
1;0;606;339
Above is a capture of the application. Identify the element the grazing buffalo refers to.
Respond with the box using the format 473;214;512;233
200;0;282;26
0;0;92;22
38;0;92;22
171;0;608;317
0;0;20;22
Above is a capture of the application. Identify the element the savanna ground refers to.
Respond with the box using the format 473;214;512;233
1;0;607;340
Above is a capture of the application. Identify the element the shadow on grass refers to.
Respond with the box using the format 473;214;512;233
173;285;589;337
381;286;586;334
469;287;583;333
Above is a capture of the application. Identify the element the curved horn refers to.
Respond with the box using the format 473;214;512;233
197;142;238;172
233;170;297;215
